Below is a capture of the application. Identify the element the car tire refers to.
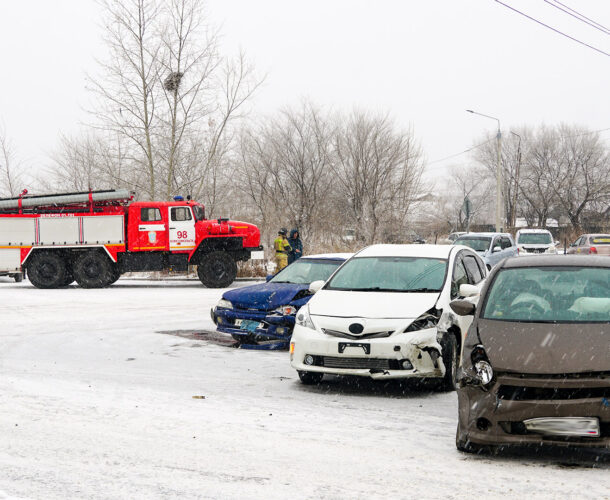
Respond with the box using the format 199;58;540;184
197;251;237;288
73;251;116;288
27;251;70;289
439;332;458;391
297;370;324;385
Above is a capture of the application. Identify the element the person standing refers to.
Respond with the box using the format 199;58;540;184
288;228;303;265
274;228;292;271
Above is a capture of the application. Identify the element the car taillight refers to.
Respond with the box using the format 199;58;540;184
589;247;598;254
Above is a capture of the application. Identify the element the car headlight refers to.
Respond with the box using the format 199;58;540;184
216;298;233;309
474;360;494;385
274;305;297;315
295;305;316;330
404;310;440;332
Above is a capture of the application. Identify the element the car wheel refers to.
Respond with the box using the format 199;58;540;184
197;251;237;288
73;251;116;288
439;332;458;391
297;371;324;385
27;252;70;289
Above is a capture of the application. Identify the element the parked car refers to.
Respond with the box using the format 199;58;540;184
211;253;351;345
453;232;517;269
515;228;557;255
567;234;610;256
447;231;467;242
450;255;610;453
290;244;487;388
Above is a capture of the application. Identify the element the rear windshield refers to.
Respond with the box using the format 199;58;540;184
454;237;491;252
591;236;610;245
326;256;447;292
518;233;552;245
271;259;343;284
482;266;610;323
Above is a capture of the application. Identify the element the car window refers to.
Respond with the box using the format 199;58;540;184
482;266;610;323
518;233;552;245
578;237;586;246
463;254;483;284
492;238;502;250
171;207;192;221
326;256;447;292
141;208;162;222
591;235;610;245
271;259;343;284
451;258;469;298
500;237;512;249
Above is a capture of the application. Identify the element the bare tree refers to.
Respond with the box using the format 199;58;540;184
333;111;425;244
0;127;25;196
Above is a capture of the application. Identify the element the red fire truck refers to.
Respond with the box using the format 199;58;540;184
0;189;261;289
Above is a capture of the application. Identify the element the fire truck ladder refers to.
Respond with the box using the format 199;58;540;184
0;189;133;214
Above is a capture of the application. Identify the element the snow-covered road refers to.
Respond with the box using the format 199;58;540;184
0;278;607;499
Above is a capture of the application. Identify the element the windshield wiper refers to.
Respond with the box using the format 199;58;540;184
405;288;440;293
271;280;294;284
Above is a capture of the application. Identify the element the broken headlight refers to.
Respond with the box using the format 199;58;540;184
216;298;233;309
274;305;298;315
404;308;440;332
471;345;493;386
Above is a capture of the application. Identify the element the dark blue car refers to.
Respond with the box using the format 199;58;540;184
211;253;350;346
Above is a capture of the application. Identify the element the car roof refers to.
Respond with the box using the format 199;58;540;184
501;254;610;268
302;253;353;260
355;244;455;259
516;228;552;233
457;232;511;238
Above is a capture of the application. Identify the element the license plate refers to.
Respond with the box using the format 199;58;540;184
523;417;600;437
236;319;264;332
338;342;370;354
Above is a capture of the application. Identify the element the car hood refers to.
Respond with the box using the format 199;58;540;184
223;282;311;311
477;319;610;374
308;289;439;319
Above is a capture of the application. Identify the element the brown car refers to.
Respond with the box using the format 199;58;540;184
567;234;610;256
451;255;610;452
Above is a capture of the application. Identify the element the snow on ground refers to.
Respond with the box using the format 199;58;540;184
0;278;607;500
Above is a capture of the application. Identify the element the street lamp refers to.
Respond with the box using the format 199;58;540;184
466;109;503;232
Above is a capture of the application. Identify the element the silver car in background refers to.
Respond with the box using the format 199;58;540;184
453;232;517;270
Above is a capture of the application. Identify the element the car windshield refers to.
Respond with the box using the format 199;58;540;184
271;259;343;284
482;266;610;323
192;205;205;221
518;233;552;244
591;235;610;245
454;237;491;252
326;256;447;292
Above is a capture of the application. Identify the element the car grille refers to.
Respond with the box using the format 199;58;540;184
319;356;394;370
322;328;394;340
498;385;610;401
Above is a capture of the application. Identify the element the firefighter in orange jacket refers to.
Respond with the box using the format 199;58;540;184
274;228;292;271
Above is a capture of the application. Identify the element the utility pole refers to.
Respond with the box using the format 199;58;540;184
510;131;522;229
466;110;503;232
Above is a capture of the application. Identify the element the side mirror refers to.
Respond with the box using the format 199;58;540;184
492;246;502;253
459;284;480;298
308;280;325;294
265;274;274;282
450;299;476;316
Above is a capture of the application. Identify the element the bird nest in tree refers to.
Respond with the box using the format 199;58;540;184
164;72;184;92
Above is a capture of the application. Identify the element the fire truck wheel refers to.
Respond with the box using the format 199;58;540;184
108;267;121;284
27;252;70;289
197;251;237;288
73;251;115;288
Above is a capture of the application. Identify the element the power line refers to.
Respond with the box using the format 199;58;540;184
494;0;610;57
426;139;492;169
546;0;610;35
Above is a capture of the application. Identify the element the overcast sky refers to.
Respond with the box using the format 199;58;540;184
0;0;608;184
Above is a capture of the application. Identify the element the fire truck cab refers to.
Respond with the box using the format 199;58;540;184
0;190;261;289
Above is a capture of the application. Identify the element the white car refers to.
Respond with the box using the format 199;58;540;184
290;244;487;389
515;228;557;255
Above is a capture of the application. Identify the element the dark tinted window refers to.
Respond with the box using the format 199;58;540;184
141;208;161;222
463;255;483;283
500;237;513;249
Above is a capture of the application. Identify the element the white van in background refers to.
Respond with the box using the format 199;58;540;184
515;228;557;255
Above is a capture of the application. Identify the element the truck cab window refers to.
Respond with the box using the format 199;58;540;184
141;208;161;222
192;205;205;221
171;207;192;222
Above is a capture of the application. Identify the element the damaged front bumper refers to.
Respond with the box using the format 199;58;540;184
211;306;295;341
457;373;610;448
290;325;446;380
